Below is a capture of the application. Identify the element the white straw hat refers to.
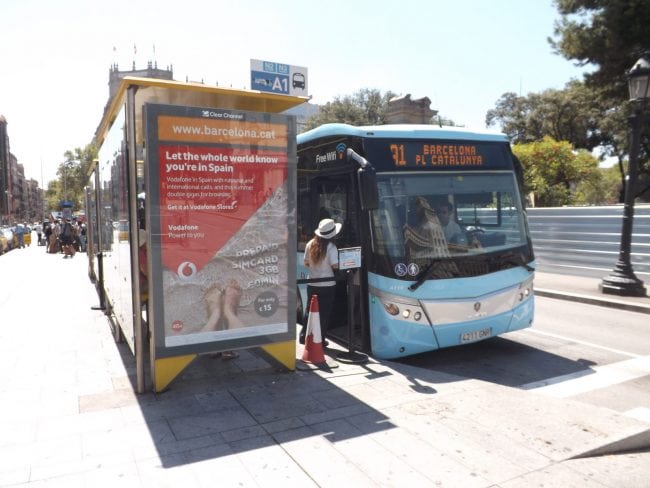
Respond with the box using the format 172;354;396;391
315;218;342;239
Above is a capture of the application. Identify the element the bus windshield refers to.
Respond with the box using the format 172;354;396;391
370;172;531;279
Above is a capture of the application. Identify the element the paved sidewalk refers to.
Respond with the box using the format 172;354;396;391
535;271;650;314
0;240;649;487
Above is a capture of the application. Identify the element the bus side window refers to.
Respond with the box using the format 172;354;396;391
297;193;312;251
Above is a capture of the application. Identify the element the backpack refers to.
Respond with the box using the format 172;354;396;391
62;222;73;238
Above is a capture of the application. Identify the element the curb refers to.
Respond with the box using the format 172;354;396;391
535;288;650;315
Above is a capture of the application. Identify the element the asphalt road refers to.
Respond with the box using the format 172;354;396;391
397;295;650;421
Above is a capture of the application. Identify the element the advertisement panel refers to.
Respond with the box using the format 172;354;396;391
145;103;296;357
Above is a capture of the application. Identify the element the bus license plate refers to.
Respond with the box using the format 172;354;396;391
460;327;492;344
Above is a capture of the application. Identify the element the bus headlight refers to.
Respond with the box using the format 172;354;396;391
514;277;534;304
384;303;399;315
381;299;427;324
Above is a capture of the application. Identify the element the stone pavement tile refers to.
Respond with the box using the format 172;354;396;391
385;362;491;395
261;416;307;435
0;439;122;486
78;387;139;412
136;452;201;487
0;442;30;478
341;378;440;410
188;447;262;488
422;384;650;461
35;408;125;441
120;418;179;451
34;391;80;418
496;460;613;488
0;466;30;487
440;416;553;480
234;389;326;424
134;433;225;461
0;417;36;447
345;410;489;488
310;384;365;409
299;403;378;427
118;389;229;427
378;401;549;485
272;425;377;487
310;417;437;486
140;394;210;420
28;450;134;484
561;452;650;488
83;462;143;488
5;435;83;471
2;389;43;421
21;471;87;488
78;419;175;462
229;435;318;486
220;424;268;443
193;389;242;412
168;406;258;441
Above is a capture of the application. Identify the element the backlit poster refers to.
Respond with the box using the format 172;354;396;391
145;103;296;357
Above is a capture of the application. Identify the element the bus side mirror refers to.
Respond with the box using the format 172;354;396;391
346;148;378;211
358;166;378;210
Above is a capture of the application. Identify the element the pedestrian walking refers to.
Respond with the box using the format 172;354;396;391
13;223;25;248
35;222;43;246
78;223;87;252
60;218;76;258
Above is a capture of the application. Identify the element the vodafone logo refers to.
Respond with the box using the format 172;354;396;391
177;261;197;280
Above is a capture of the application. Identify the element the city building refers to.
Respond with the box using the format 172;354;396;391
0;114;45;225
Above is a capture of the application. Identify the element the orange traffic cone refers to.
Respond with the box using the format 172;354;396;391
301;294;326;364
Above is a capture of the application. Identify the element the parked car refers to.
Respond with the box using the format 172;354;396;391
1;227;14;253
0;232;7;254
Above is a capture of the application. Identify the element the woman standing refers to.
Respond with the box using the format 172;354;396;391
301;218;342;345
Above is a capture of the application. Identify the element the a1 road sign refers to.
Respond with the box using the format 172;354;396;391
250;59;308;96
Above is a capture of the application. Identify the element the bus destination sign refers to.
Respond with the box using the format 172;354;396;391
390;142;484;167
362;139;512;171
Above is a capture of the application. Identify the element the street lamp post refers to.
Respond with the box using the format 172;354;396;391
63;161;70;200
600;54;649;297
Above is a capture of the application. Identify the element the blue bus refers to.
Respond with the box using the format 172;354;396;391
296;123;535;359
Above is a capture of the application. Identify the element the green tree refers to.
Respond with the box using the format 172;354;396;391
305;88;397;130
50;143;98;213
549;0;650;201
486;81;609;150
575;164;622;205
550;0;650;99
513;137;600;207
304;88;457;130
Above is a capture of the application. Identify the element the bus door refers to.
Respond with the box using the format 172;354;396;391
303;173;362;346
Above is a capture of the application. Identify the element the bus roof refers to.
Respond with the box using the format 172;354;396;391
297;123;509;144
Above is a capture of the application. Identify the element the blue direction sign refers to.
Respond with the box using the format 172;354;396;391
250;59;308;96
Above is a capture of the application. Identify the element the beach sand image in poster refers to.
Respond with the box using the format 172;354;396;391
162;183;290;347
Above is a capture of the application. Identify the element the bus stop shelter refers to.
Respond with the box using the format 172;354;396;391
88;76;306;392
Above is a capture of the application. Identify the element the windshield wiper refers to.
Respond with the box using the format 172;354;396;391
408;257;457;291
498;251;535;272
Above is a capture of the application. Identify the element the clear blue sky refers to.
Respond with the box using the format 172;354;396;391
0;0;589;185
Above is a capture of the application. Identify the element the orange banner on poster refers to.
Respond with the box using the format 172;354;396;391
158;115;288;146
